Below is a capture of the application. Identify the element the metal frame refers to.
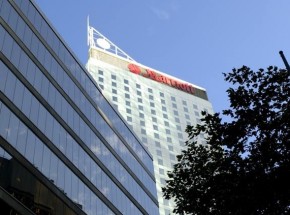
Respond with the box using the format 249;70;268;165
87;17;135;62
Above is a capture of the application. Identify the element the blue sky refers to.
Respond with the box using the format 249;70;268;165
35;0;290;114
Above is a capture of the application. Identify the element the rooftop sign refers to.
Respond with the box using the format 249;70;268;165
128;63;195;95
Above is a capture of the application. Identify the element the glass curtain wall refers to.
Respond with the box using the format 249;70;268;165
0;0;159;214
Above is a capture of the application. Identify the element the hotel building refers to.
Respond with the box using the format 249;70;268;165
87;27;214;215
0;0;158;214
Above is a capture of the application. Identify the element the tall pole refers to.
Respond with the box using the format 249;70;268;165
279;51;290;72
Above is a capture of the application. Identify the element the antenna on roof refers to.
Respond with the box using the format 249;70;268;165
279;51;290;72
87;15;90;46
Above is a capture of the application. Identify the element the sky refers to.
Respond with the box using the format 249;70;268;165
35;0;290;115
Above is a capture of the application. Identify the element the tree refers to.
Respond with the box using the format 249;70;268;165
162;65;290;215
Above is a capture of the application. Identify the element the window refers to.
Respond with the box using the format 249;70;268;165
111;74;116;80
178;133;183;139
124;79;129;84
165;129;171;135
136;83;141;89
153;125;158;131
138;105;144;111
182;100;187;105
151;110;156;115
137;91;141;96
125;93;130;99
163;113;168;119
140;121;145;126
141;129;146;135
150;102;155;108
185;114;190;120
112;82;117;87
149;95;154;100
161;99;165;105
176;125;181;131
194;111;199;116
155;141;161;148
167;137;172;143
99;84;104;90
112;89;117;94
164;121;169;127
142;137;147;143
125;101;130;106
137;98;142;103
160;178;166;185
168;145;173;151
127;116;132;122
126;108;131;114
112;96;118;102
98;70;103;75
158;159;163;165
170;154;176;161
173;110;178;116
156;150;162;156
98;77;104;82
124;86;129;91
139;113;144;118
148;88;153;93
172;103;177;108
193;104;198;109
171;96;176;101
154;133;159;139
160;92;164;97
152;117;157;123
159;168;164;175
175;117;180;123
180;141;185;147
162;106;167;111
184;107;189;112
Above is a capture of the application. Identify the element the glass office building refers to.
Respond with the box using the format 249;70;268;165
87;27;214;215
0;0;158;214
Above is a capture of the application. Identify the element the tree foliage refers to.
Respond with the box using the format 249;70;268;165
162;66;290;215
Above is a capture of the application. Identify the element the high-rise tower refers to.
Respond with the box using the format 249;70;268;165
87;25;214;215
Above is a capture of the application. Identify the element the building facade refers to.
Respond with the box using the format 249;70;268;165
0;0;159;214
87;27;214;215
